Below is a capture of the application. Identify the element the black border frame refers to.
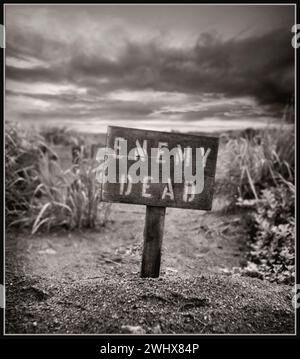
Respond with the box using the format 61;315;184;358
0;1;299;355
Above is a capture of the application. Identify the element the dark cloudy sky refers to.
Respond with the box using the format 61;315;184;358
5;4;295;133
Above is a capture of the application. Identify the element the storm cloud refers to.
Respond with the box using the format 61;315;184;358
5;5;295;132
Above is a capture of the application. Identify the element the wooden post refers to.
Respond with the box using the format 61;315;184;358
141;206;166;278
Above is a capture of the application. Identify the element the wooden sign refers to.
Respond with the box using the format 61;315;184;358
99;126;219;277
101;126;219;210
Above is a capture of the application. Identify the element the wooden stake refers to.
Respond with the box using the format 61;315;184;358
141;205;166;278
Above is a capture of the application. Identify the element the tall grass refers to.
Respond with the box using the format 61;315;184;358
217;124;294;204
5;124;110;233
32;158;111;233
5;124;43;227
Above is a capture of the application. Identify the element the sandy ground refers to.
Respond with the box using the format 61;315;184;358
5;203;295;334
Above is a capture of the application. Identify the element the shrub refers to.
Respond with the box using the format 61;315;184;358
216;122;295;284
244;184;295;284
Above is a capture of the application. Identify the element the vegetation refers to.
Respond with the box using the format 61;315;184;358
217;125;294;202
217;123;295;284
5;124;43;227
5;123;110;233
245;184;295;284
31;160;110;233
40;126;83;146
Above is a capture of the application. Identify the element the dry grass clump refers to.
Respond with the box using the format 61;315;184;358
216;125;294;203
5;124;110;233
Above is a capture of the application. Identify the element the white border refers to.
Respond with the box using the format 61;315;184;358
2;2;297;337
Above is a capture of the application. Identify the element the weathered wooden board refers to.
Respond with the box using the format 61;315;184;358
101;126;219;210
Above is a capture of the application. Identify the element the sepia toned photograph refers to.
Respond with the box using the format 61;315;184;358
4;4;296;335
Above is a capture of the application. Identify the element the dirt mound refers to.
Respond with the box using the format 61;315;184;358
5;203;295;334
6;271;294;334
